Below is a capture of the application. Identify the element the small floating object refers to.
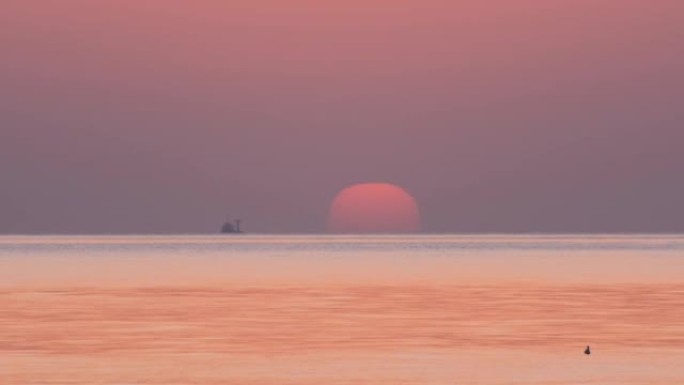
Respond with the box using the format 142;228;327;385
221;217;244;234
584;346;591;355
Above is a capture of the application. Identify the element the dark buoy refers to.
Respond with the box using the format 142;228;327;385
584;346;591;355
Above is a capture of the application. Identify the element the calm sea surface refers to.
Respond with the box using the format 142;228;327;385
1;235;683;384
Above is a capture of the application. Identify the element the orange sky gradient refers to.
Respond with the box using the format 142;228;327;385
1;1;683;233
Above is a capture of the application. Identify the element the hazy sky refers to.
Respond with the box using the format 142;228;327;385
2;1;683;234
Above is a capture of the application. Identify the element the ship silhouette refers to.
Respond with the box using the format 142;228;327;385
221;218;244;234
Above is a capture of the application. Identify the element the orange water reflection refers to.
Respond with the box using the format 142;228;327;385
1;235;683;384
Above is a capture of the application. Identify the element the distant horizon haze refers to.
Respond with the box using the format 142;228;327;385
1;1;683;234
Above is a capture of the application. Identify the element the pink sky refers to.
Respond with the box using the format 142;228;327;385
1;1;683;233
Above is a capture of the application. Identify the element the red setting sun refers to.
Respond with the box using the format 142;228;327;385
328;183;421;234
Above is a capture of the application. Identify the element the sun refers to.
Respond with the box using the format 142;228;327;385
328;183;421;234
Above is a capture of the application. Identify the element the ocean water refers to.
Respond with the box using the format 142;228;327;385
1;235;683;384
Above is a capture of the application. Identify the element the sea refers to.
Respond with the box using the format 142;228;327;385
1;235;683;385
